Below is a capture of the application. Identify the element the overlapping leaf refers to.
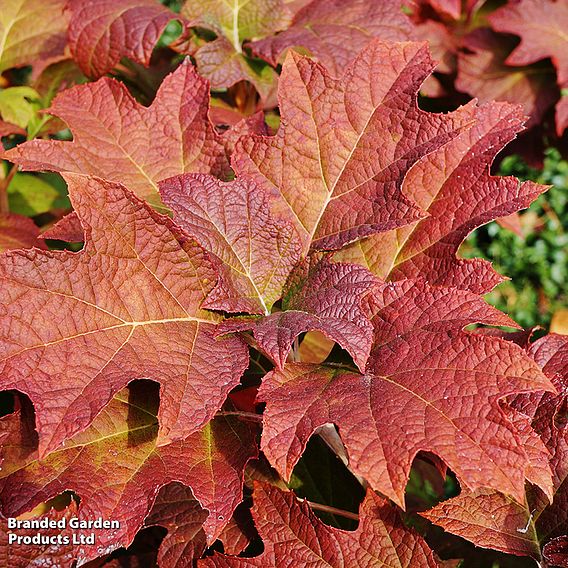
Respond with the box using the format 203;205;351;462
0;174;248;456
144;482;256;565
248;0;412;76
180;0;286;102
2;61;230;210
423;334;568;561
218;255;376;370
234;40;472;252
337;101;548;293
456;29;557;130
160;173;302;315
201;482;438;567
257;279;554;507
66;0;178;78
183;0;291;47
0;0;68;73
144;482;208;566
0;502;78;567
490;0;568;88
0;214;45;252
0;385;258;564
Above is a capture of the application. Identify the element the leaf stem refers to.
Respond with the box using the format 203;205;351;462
217;411;263;422
301;499;359;522
0;164;16;215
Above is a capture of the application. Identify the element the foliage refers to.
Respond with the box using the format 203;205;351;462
464;149;568;329
0;1;566;567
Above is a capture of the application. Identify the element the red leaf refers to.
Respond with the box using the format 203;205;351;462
0;175;248;456
0;502;79;567
200;483;438;567
422;489;540;558
257;279;554;506
423;334;568;560
234;40;472;252
248;0;412;77
3;61;230;211
192;36;279;104
144;482;208;566
337;101;548;293
40;212;84;242
66;0;178;78
218;255;376;370
544;535;568;567
0;386;258;564
160;173;302;315
456;29;558;129
0;214;46;252
490;0;568;88
180;0;288;102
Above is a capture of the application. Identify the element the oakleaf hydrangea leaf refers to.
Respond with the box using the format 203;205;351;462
3;61;230;211
0;385;257;564
490;0;568;87
160;173;302;315
218;255;376;370
248;0;412;76
0;0;67;73
234;40;472;252
423;334;568;561
257;279;554;506
67;0;178;78
0;174;248;456
337;101;548;293
201;482;438;567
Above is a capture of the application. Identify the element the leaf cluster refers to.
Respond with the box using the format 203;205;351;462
0;1;566;567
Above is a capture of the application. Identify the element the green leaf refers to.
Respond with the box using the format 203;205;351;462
7;173;61;216
0;86;41;129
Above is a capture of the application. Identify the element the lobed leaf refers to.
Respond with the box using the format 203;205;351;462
257;279;554;506
2;61;230;211
456;29;557;130
182;0;291;49
0;385;258;564
160;173;302;315
0;174;249;456
144;483;208;567
248;0;412;76
490;0;568;88
218;255;376;370
200;482;439;567
66;0;178;78
0;0;67;74
234;40;473;252
337;100;549;293
423;334;568;560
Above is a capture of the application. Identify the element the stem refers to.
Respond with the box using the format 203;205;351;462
0;164;16;215
217;411;263;422
250;357;268;375
301;499;359;522
325;362;359;373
